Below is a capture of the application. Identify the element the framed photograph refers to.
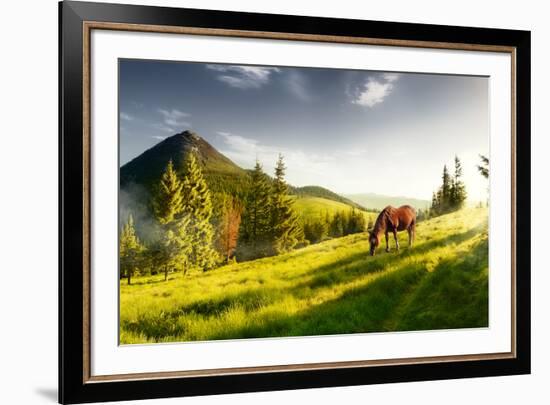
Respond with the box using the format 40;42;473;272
59;1;530;403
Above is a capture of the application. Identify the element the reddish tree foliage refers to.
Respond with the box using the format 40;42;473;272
217;196;243;262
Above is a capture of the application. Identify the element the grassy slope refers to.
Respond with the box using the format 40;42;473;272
120;207;488;344
293;196;377;223
292;185;366;210
345;193;431;211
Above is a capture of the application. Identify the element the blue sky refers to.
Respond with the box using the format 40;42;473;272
119;59;489;202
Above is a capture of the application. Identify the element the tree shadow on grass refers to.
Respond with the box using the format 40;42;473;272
288;225;485;293
394;238;489;331
208;237;489;341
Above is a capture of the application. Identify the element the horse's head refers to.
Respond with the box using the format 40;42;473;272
368;231;379;256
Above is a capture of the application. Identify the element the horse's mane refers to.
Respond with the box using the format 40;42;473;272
372;206;394;235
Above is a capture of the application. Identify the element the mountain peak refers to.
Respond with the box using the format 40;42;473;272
120;130;245;189
174;130;200;141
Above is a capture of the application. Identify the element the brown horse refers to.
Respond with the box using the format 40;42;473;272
369;205;416;256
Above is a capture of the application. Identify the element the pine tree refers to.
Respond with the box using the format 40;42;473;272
452;155;467;209
477;154;489;206
154;215;193;280
441;164;452;212
270;155;304;254
238;161;272;260
329;212;344;237
430;156;468;217
303;218;328;244
431;191;439;216
152;160;183;224
477;154;489;179
119;214;145;285
150;160;192;280
347;209;367;234
181;152;219;271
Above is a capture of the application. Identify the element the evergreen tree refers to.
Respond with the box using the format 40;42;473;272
431;191;439;215
430;156;468;217
152;160;183;224
477;154;489;179
348;209;367;234
441;164;452;212
303;218;328;244
181;153;219;271
270;154;304;254
153;215;193;280
119;214;145;285
238;161;272;260
452;155;467;209
477;154;489;206
329;212;344;237
150;160;193;280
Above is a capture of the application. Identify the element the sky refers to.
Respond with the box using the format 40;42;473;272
119;59;489;202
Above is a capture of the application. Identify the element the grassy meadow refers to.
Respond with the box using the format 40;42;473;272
293;196;377;223
120;207;488;344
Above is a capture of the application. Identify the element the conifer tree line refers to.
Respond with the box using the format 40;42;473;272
237;155;305;260
302;209;367;245
120;152;311;282
430;156;468;216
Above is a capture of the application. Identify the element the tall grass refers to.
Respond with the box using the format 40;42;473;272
120;207;488;344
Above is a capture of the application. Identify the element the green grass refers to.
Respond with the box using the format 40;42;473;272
344;192;431;211
293;196;376;223
120;207;488;344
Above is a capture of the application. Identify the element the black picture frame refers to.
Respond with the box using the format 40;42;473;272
59;1;531;403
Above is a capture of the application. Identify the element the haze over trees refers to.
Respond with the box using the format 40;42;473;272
119;214;145;285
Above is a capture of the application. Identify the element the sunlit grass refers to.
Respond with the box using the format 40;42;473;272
120;207;488;344
293;196;377;223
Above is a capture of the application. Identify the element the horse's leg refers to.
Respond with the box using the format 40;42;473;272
393;230;399;251
385;231;389;252
408;227;412;247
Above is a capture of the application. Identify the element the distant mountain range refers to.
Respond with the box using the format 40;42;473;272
120;130;425;212
344;193;430;211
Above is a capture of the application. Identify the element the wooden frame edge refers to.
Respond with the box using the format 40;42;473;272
83;19;92;384
84;21;516;53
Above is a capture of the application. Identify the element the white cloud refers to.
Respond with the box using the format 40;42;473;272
153;123;177;133
206;64;280;89
157;108;191;129
155;109;191;135
285;70;310;101
120;112;133;121
151;135;167;141
353;79;393;107
352;73;401;108
217;132;259;151
383;73;401;83
217;132;338;184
